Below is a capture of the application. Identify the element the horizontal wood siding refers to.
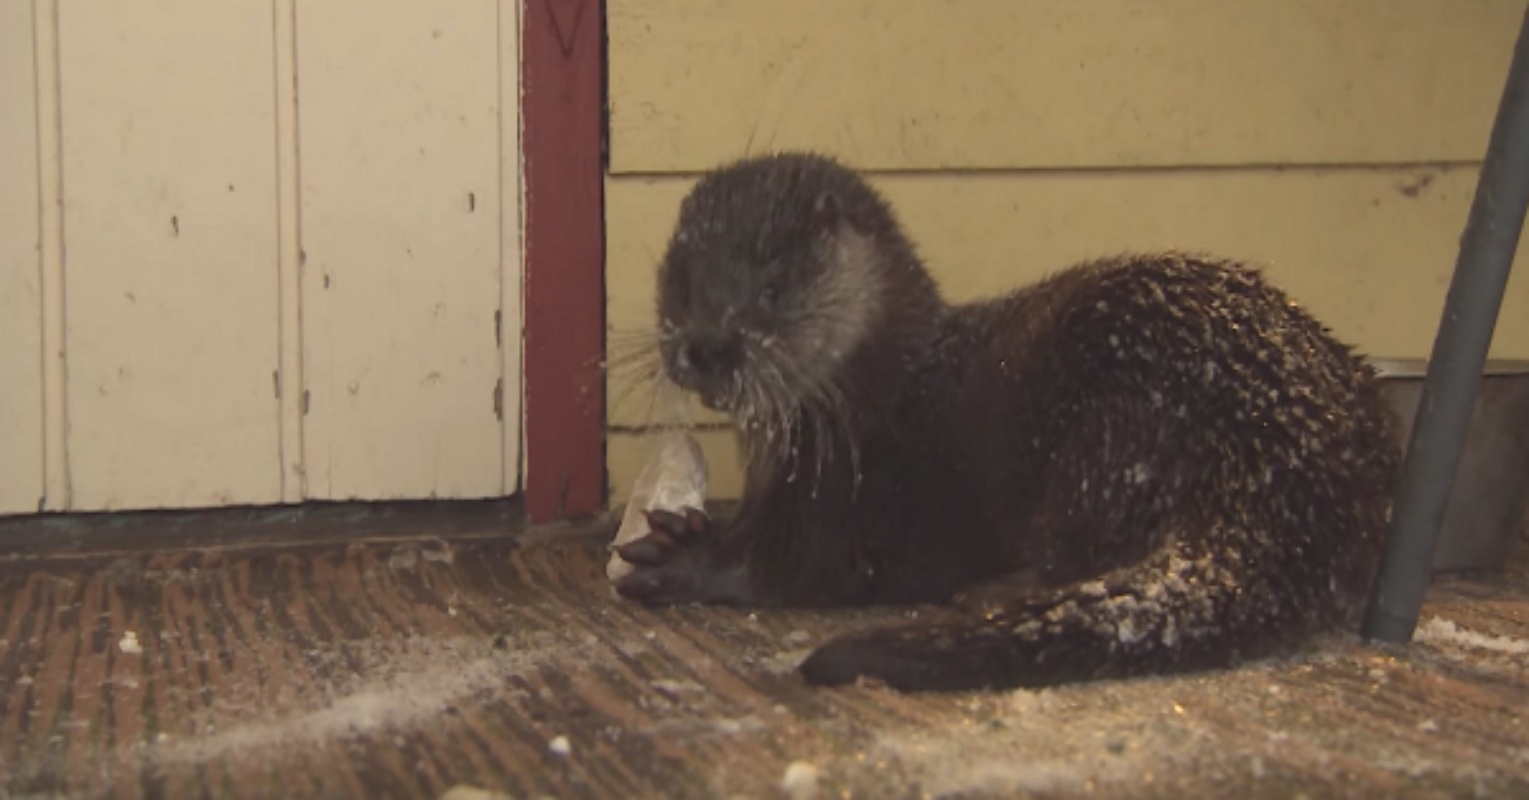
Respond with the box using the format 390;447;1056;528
608;0;1521;172
604;0;1529;502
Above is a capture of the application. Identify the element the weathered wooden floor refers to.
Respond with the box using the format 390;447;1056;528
1;502;1526;799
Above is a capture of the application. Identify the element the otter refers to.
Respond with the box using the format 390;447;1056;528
611;152;1401;693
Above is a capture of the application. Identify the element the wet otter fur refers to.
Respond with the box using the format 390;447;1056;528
612;152;1401;693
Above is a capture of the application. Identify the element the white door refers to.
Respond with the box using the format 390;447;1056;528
0;0;524;514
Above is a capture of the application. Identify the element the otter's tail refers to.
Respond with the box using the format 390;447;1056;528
799;546;1310;692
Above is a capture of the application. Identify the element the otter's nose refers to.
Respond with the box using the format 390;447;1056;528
679;336;743;378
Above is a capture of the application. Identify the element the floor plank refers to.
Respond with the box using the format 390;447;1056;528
1;505;1526;799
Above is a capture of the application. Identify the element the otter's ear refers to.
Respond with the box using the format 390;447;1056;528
812;190;843;229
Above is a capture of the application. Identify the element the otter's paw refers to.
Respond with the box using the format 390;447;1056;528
611;507;720;605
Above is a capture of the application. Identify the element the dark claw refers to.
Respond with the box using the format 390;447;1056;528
613;536;671;566
613;570;667;602
643;509;692;539
611;506;719;606
643;506;710;539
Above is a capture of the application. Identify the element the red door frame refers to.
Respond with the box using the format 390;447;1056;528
520;0;607;522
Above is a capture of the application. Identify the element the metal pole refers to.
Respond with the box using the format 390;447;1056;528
1361;5;1529;643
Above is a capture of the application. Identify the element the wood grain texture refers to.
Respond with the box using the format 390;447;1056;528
607;0;1522;173
1;506;1526;798
0;1;43;515
56;0;281;511
522;0;607;522
296;0;507;502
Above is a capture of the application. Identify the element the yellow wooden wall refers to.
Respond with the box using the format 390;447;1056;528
605;0;1529;504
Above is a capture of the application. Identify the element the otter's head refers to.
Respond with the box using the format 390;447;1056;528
655;152;937;449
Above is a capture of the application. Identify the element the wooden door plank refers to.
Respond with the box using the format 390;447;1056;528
0;2;43;515
297;0;505;501
57;0;281;511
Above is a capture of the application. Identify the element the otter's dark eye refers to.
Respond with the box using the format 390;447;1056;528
759;285;779;310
